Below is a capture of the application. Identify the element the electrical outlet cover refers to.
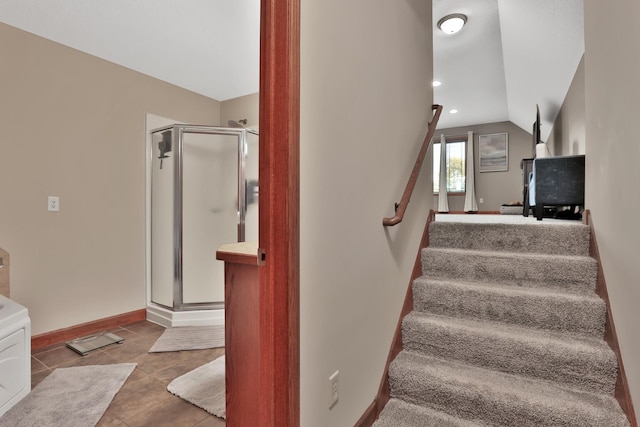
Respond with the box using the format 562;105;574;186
48;196;60;212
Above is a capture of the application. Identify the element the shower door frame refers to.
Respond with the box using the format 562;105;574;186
150;124;255;312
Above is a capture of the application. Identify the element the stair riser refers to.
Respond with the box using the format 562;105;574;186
422;248;597;293
372;399;485;427
389;356;627;427
402;316;617;395
412;280;606;338
429;222;591;256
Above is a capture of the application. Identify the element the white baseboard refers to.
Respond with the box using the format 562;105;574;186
146;303;224;328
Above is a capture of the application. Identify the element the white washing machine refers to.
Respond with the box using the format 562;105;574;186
0;295;31;416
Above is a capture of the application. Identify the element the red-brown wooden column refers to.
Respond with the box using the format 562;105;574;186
217;243;260;425
259;0;300;425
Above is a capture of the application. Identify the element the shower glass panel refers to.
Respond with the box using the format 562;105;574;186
181;132;237;304
150;125;257;311
245;130;259;242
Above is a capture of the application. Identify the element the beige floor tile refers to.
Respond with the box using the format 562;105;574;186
57;348;120;368
108;374;173;421
133;349;202;377
195;415;227;426
123;396;210;427
31;356;48;374
32;345;83;369
96;410;130;427
30;369;51;388
101;337;155;361
121;321;165;339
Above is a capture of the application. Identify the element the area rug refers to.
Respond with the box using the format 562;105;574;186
0;363;136;427
167;355;225;419
149;325;225;353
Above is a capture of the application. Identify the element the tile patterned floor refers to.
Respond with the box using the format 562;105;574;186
31;321;226;427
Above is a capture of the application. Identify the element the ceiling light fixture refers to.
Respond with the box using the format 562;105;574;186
438;14;467;35
450;109;459;114
432;80;442;87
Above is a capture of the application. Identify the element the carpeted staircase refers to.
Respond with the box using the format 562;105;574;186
373;220;630;427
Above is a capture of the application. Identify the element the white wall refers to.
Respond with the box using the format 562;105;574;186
300;0;433;425
547;55;586;156
0;23;220;335
220;92;259;129
584;0;640;409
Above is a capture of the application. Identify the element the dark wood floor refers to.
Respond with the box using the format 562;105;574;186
31;320;226;427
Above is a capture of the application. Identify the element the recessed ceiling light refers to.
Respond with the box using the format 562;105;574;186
432;80;442;87
438;14;467;35
450;109;458;114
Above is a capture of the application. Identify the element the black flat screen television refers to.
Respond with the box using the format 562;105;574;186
532;105;541;156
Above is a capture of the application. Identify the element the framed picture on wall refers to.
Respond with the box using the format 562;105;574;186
479;133;509;172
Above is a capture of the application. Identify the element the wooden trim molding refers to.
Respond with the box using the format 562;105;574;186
583;210;637;427
31;308;146;351
355;210;437;427
258;0;300;425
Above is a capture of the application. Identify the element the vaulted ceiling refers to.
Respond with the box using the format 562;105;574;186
434;0;584;141
0;0;583;141
0;0;260;101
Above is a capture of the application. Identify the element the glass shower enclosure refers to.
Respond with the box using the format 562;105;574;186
149;125;258;312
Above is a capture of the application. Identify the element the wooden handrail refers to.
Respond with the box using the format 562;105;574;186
383;104;443;226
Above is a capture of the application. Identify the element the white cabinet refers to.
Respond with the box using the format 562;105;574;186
0;296;31;416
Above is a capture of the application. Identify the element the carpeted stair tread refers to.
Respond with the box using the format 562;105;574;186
389;351;630;427
377;220;628;426
402;311;617;394
429;221;590;256
372;398;488;427
412;277;606;337
422;247;597;293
